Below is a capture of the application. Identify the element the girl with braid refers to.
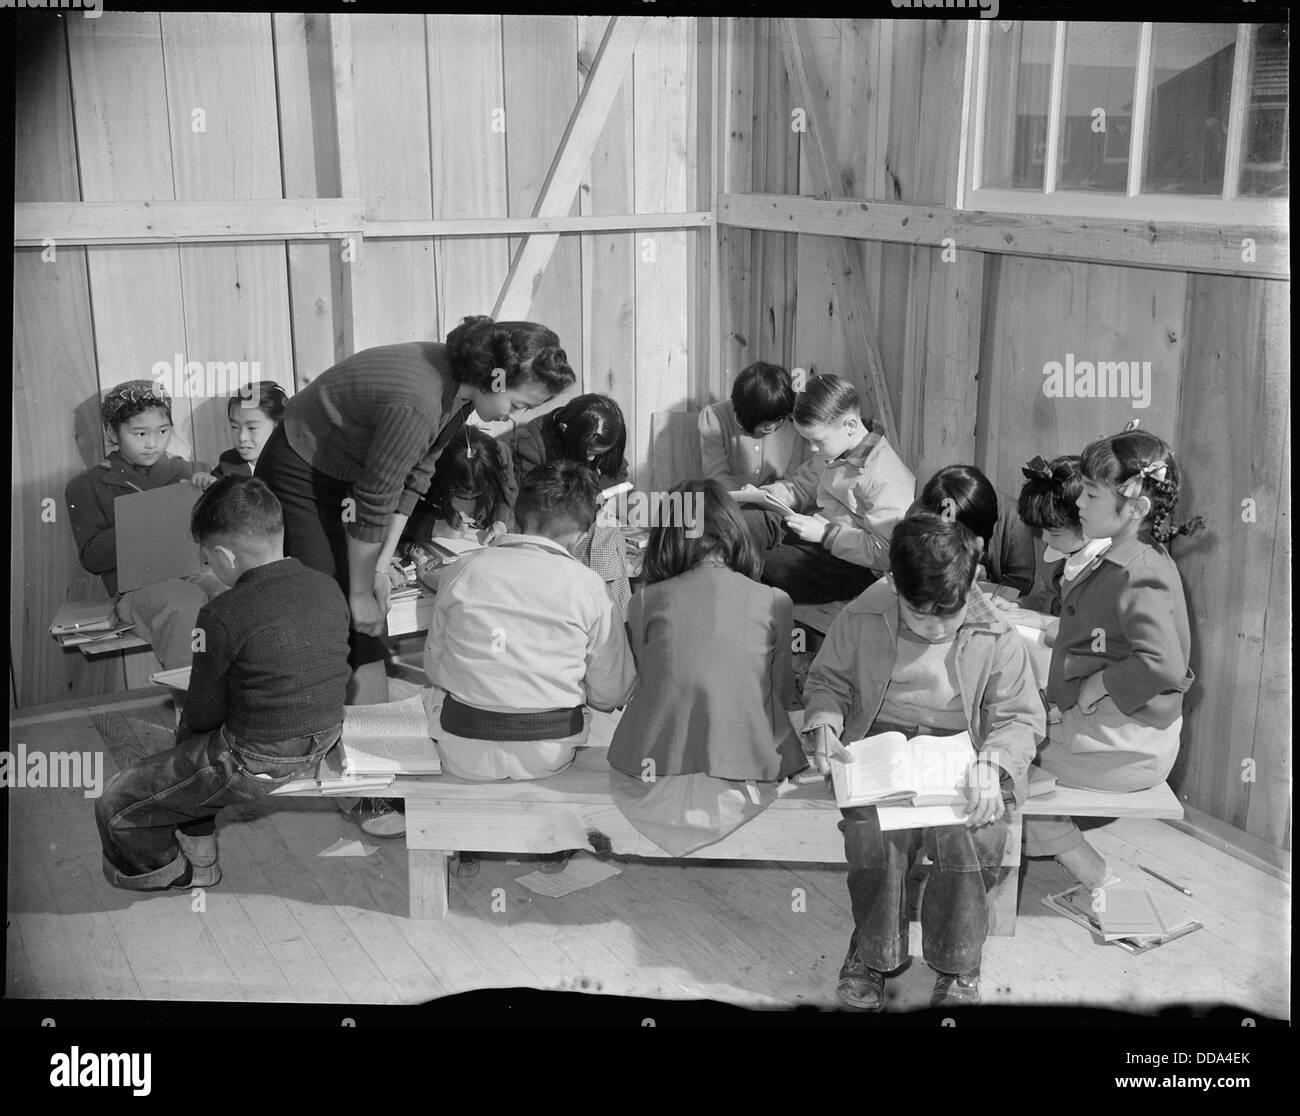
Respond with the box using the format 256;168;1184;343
1025;427;1204;890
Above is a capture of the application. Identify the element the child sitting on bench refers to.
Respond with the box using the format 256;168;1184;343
1012;454;1107;616
1025;429;1201;891
801;513;1042;1010
95;476;351;890
607;479;806;855
423;462;636;781
65;379;224;668
733;374;914;604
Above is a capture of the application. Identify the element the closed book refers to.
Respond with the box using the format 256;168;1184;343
50;599;118;635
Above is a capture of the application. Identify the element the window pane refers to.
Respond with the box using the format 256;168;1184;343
1056;23;1140;193
1143;24;1237;195
980;22;1055;189
1239;23;1289;197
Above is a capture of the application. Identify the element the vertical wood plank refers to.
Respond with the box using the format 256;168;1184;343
13;18;124;705
350;13;438;349
720;17;756;389
633;16;696;484
273;12;342;386
162;12;295;469
577;15;637;474
428;15;511;337
501;15;584;376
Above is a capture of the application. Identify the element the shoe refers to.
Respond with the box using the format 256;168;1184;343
931;968;980;1008
836;949;886;1012
358;798;406;838
174;831;221;886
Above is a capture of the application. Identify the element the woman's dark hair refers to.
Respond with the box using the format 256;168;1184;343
731;362;796;434
1081;429;1203;545
642;479;762;586
917;465;999;546
514;461;601;536
445;314;576;395
191;475;283;544
101;379;173;432
424;426;511;528
1017;454;1084;533
550;393;627;481
890;512;982;617
229;380;288;423
792;373;860;427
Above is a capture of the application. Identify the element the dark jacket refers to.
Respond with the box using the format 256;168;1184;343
212;448;255;479
65;451;204;596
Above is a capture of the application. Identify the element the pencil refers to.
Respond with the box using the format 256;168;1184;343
1139;863;1193;896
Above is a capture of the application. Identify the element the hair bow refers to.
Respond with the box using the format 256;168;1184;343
1120;459;1168;498
1021;454;1053;481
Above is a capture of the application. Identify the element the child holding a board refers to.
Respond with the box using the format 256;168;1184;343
64;379;223;667
801;513;1042;1010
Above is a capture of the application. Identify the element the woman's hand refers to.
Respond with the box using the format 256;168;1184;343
190;472;217;490
785;513;829;544
803;724;854;775
349;582;387;637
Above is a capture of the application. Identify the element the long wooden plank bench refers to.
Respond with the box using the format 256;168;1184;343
375;749;1182;932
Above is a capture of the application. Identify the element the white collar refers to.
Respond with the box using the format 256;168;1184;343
1053;536;1112;581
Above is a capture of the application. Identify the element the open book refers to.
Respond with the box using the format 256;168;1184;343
339;694;441;776
829;730;976;809
729;488;798;517
428;535;486;561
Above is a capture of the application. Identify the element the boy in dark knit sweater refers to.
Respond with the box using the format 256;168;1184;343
95;476;351;891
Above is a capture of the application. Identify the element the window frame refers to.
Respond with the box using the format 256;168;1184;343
958;20;1288;226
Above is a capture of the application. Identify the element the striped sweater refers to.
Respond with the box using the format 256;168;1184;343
282;342;473;543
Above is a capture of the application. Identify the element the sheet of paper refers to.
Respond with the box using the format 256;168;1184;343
318;838;378;858
514;853;622;898
1015;624;1053;689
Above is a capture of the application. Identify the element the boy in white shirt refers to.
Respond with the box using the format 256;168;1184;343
423;462;636;780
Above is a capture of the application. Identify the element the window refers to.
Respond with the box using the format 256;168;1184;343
962;21;1288;224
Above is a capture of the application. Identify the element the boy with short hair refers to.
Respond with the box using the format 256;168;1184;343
95;476;351;891
734;374;915;604
65;379;221;666
801;512;1043;1010
423;461;636;781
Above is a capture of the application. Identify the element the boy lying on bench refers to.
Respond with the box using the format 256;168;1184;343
422;462;636;781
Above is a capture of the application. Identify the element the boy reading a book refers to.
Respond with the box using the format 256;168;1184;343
732;375;915;604
95;476;351;890
65;379;225;667
801;513;1043;1010
423;462;636;780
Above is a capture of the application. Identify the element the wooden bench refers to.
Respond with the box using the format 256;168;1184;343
383;748;1183;933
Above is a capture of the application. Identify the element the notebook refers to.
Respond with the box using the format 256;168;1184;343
1094;888;1170;942
270;747;396;797
339;694;442;776
829;730;976;809
115;483;206;592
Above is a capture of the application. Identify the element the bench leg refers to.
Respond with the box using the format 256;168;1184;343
409;848;450;919
987;818;1023;938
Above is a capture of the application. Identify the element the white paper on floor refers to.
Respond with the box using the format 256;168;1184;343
514;852;622;897
318;837;378;858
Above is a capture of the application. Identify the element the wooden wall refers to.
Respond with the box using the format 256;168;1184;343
720;19;1290;856
11;12;702;708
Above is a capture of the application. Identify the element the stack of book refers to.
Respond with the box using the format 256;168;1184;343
49;600;143;652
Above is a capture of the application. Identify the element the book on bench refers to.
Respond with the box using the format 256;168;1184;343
339;694;441;776
50;599;118;636
829;730;976;810
270;747;395;797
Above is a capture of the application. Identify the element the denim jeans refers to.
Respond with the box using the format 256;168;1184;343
95;722;342;889
838;719;1012;977
740;507;879;604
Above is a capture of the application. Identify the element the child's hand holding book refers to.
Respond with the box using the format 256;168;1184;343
802;723;855;776
960;760;1006;828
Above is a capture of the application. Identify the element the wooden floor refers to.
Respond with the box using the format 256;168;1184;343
5;692;1290;1016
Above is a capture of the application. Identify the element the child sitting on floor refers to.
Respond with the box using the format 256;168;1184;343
423;462;636;781
699;361;807;490
733;374;914;604
607;480;806;855
95;476;351;891
802;513;1043;1010
192;380;289;486
65;379;223;668
1025;429;1201;891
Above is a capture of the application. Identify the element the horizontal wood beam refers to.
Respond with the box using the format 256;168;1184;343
13;200;364;246
719;192;1290;281
367;212;711;238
